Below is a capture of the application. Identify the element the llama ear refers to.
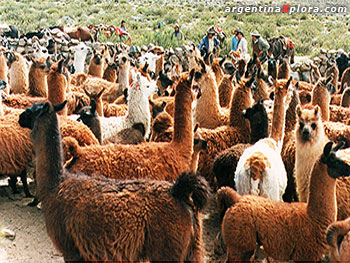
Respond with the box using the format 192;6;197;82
123;88;128;99
57;59;65;74
296;105;302;118
149;99;154;107
295;82;300;90
97;88;106;98
219;56;226;67
105;58;109;65
258;99;264;105
314;105;321;119
285;77;293;89
84;88;92;98
306;93;312;103
53;100;67;112
209;53;214;66
46;56;52;70
193;123;199;133
161;101;167;109
188;68;195;82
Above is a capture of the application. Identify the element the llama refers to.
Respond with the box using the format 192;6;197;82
97;72;157;143
341;86;350;107
219;141;350;261
234;77;292;201
28;57;48;97
19;100;209;262
7;51;29;94
103;59;118;83
340;67;350;94
0;48;9;94
63;70;199;181
327;217;350;262
88;48;106;78
214;99;269;189
196;73;256;184
193;58;230;129
277;56;290;79
72;42;90;74
294;105;327;202
47;59;67;116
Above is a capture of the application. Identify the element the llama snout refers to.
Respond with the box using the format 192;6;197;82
302;128;311;141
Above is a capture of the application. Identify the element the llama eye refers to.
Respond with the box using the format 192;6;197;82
299;122;304;129
311;123;317;130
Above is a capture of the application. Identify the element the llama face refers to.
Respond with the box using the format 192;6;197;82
296;105;323;144
242;99;268;128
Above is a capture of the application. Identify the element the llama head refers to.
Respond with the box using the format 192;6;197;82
5;51;18;68
130;71;158;100
117;53;130;69
296;104;324;144
77;100;98;126
74;43;90;59
193;123;207;152
92;48;105;65
30;57;48;73
19;101;67;130
242;99;268;130
321;141;350;179
272;77;293;103
137;52;160;73
32;42;49;60
149;99;167;119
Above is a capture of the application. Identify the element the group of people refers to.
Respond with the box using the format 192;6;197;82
197;26;270;63
117;20;270;64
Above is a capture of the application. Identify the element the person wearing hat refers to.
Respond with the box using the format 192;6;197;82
119;20;132;46
198;27;220;56
251;30;270;63
231;27;239;51
171;24;184;42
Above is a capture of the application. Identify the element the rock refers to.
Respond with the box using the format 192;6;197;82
1;228;15;241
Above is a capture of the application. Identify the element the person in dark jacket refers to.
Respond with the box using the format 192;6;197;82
251;30;270;63
198;27;220;57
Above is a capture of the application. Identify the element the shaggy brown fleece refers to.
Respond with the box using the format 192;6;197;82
219;142;349;261
150;111;174;143
218;74;235;108
102;101;128;117
8;52;29;94
64;71;196;181
329;105;350;125
327;217;350;262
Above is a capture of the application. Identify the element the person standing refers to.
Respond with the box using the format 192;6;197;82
198;27;220;56
171;24;184;42
119;20;132;46
231;28;239;51
251;30;270;63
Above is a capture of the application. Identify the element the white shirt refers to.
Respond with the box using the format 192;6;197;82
208;38;214;52
237;37;249;61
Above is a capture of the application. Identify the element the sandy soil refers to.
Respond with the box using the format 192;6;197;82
0;179;225;263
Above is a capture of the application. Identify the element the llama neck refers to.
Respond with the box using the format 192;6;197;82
229;85;252;135
96;98;104;117
190;151;200;173
284;89;299;134
195;71;221;121
47;73;67;117
270;91;287;148
307;159;337;224
172;81;193;149
32;112;63;199
312;85;330;122
118;64;129;90
156;55;164;76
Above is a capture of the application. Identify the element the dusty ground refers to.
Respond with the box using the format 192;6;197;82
0;179;225;263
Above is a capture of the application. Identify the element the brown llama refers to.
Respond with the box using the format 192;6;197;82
19;100;210;262
62;70;198;181
311;74;333;122
340;67;350;94
84;87;105;117
194;58;230;129
0;48;9;94
47;59;67;116
277;56;290;80
102;59;118;83
88;48;106;78
28;57;48;97
219;141;350;261
196;73;256;184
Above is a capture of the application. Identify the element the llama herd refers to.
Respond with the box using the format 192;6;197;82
1;32;350;262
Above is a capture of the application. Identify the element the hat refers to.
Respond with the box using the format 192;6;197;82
174;24;179;28
236;30;244;37
207;27;216;34
251;30;260;37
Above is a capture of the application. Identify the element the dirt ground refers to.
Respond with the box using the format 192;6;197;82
0;179;226;263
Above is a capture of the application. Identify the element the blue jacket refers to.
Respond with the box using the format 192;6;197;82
198;35;220;51
231;36;238;51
